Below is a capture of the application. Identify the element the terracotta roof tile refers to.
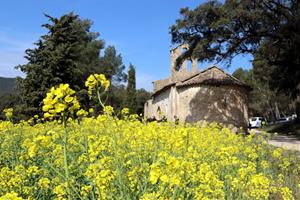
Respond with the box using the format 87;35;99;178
176;66;249;88
152;78;171;93
152;66;250;96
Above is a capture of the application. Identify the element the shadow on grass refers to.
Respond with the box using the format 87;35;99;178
261;121;300;139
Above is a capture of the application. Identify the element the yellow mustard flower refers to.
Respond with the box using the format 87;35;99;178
85;73;110;95
3;108;13;120
0;192;22;200
42;83;80;120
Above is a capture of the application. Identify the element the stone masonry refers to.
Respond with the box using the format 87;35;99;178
144;44;251;129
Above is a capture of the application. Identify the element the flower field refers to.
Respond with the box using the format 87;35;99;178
0;75;299;200
0;116;299;199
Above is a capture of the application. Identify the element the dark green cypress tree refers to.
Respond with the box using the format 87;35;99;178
16;12;104;115
125;64;137;113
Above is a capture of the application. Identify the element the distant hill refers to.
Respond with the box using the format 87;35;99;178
0;77;17;95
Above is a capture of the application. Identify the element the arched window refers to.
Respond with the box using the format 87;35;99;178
187;59;192;72
175;62;182;72
181;47;188;54
157;106;161;113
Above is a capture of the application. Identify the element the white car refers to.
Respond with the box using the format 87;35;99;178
249;117;263;128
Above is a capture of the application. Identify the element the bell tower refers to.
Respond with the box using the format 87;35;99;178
170;44;198;81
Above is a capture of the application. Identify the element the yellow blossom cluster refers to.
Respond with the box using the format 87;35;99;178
3;108;13;120
76;109;88;118
42;84;80;119
0;110;299;199
85;74;110;95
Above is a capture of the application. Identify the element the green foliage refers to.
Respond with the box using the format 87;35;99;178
1;118;299;199
0;77;16;95
13;12;133;119
232;68;292;120
263;121;300;139
171;0;300;121
97;46;128;114
17;12;104;114
106;84;127;114
99;45;127;83
171;0;299;94
125;64;137;113
136;89;151;115
232;68;253;86
0;93;29;122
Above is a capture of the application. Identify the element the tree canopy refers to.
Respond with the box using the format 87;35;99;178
125;64;137;113
15;12;135;117
171;0;300;97
17;12;104;113
232;68;291;120
99;45;127;83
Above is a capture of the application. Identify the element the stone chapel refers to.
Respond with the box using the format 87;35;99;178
144;44;251;129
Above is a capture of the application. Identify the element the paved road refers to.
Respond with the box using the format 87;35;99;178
268;135;300;151
251;129;300;152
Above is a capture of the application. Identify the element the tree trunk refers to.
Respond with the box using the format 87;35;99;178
267;99;276;121
296;96;300;124
275;102;281;120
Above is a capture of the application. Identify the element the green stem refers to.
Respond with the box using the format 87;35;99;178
63;113;71;200
84;130;89;154
96;88;105;109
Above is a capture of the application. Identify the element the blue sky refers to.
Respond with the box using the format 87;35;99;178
0;0;253;90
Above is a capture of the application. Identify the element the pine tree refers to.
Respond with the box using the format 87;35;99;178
99;46;127;83
16;12;104;115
